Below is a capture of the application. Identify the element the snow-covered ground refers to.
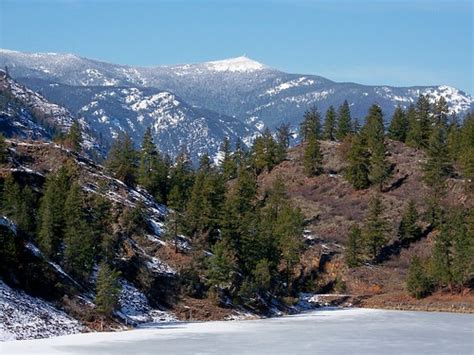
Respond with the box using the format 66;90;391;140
0;281;83;341
2;308;473;354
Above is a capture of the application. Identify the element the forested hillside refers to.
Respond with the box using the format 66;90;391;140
1;94;473;339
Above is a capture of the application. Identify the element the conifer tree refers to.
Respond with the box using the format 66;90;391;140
250;136;267;174
423;126;452;194
363;195;388;261
303;134;323;176
65;121;82;153
406;95;431;149
63;183;94;281
276;123;291;162
106;132;137;186
262;127;279;170
299;106;321;141
398;200;421;242
0;133;6;163
363;104;391;191
37;167;71;260
406;256;431;299
336;100;352;141
206;239;237;290
168;147;194;212
345;225;362;268
431;222;454;292
433;96;449;128
0;226;16;274
95;262;121;318
446;115;461;162
345;134;370;189
220;137;237;181
458;113;474;191
388;106;408;142
323;105;337;141
451;210;473;292
137;128;168;201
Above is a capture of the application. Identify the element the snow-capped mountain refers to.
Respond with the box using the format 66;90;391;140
0;70;101;154
19;78;255;162
1;48;472;153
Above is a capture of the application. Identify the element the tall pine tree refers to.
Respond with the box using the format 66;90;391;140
336;100;352;141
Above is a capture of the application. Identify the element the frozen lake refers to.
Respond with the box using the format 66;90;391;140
2;308;473;354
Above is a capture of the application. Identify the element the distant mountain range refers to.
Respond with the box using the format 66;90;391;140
1;49;472;160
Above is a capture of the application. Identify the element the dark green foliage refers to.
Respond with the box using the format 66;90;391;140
106;133;138;186
0;225;16;274
363;104;392;190
2;175;37;236
398;200;421;242
137;128;169;202
345;225;362;267
388;106;408;142
431;222;453;291
37;167;71;260
276;123;291;162
220;137;237;181
363;195;388;261
64;121;82;153
458;113;474;191
423;126;452;194
250;128;282;174
95;262;121;317
0;133;6;163
406;256;432;299
406;95;431;149
336;100;352;141
345;134;370;189
168;148;194;212
63;183;94;281
206;239;237;290
252;258;272;293
303;134;323;177
433;96;449;128
323;105;337;141
299;106;321;141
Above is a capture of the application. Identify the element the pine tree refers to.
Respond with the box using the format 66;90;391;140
37;167;71;260
431;222;454;292
433;96;449;128
63;183;94;281
95;262;121;318
299;106;321;141
406;256;431;299
345;224;362;268
0;226;16;274
423;126;452;194
0;133;6;163
252;258;272;293
323;105;336;141
106;132;137;186
363;195;388;261
64;121;82;153
2;176;36;236
276;123;291;162
388;106;408;142
262;128;279;171
168;147;194;211
458;113;474;191
363;104;391;191
206;239;237;290
398;200;421;242
450;210;473;292
137;128;168;201
220;137;237;181
345;134;370;189
406;95;431;149
336;100;352;141
303;134;323;176
250;136;267;174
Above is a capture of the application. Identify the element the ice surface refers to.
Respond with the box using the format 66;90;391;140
2;308;473;354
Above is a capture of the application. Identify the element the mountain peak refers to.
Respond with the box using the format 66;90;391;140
204;56;267;72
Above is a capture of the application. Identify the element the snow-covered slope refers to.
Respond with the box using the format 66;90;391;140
1;48;472;149
19;79;255;161
0;280;83;341
0;70;102;154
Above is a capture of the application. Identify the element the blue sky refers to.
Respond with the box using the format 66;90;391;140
1;0;472;93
